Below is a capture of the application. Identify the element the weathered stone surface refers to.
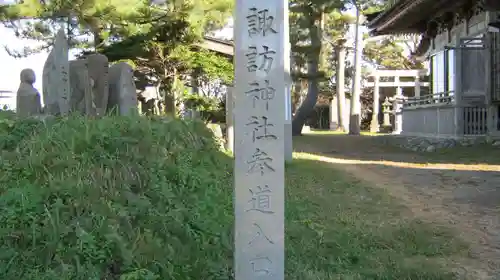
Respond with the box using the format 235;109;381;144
69;59;94;115
86;54;109;116
425;145;436;152
206;123;225;150
16;68;42;117
234;0;287;278
42;28;70;115
108;62;137;115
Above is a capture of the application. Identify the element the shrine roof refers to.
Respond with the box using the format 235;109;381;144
366;0;466;35
197;36;234;57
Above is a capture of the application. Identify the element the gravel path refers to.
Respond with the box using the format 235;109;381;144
295;134;500;279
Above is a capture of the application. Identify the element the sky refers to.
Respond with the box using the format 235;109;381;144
0;27;48;109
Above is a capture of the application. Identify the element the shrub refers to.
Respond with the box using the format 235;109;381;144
0;115;233;280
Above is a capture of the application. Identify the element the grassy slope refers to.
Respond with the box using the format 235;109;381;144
0;114;234;280
0;113;466;279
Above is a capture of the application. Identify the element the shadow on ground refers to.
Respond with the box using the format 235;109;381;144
285;157;468;279
295;133;500;166
293;133;500;279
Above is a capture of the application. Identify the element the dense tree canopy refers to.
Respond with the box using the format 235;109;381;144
0;0;234;116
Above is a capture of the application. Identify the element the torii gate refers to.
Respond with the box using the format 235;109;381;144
364;69;429;133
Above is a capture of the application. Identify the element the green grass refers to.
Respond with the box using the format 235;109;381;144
0;112;467;279
0;114;234;280
305;130;500;165
413;143;500;165
285;154;467;279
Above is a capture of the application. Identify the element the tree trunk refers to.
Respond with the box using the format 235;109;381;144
336;46;347;131
291;23;322;136
293;77;305;113
162;67;178;117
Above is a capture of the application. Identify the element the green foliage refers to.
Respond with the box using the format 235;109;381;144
0;114;44;151
0;115;233;279
1;0;232;57
1;0;147;56
190;50;233;85
180;90;225;123
182;91;220;112
364;37;423;70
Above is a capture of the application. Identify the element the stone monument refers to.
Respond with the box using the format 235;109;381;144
108;62;138;116
42;28;70;115
234;0;288;279
16;68;42;117
69;59;95;115
86;54;109;116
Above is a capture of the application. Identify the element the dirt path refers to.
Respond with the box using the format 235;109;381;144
295;134;500;279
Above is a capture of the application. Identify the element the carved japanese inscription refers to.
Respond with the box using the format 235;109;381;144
247;8;277;37
247;185;274;214
235;1;288;279
246;45;276;73
245;80;276;110
247;116;277;142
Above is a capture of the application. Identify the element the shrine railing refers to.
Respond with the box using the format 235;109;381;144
403;91;455;109
463;106;488;135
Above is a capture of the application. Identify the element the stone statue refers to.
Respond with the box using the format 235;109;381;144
16;68;42;117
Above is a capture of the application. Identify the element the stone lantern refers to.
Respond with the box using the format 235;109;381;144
382;97;392;127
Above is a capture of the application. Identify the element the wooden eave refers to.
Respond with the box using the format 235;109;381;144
367;0;468;35
196;36;234;57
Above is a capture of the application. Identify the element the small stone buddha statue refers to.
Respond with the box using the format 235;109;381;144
16;68;42;117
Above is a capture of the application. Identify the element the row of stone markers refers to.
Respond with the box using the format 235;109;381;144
16;28;137;118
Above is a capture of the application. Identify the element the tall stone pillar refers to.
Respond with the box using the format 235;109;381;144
335;46;347;131
370;74;380;133
233;1;287;279
414;75;421;98
329;96;338;130
284;41;293;162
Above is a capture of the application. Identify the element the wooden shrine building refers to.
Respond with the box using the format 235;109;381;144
367;0;500;138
